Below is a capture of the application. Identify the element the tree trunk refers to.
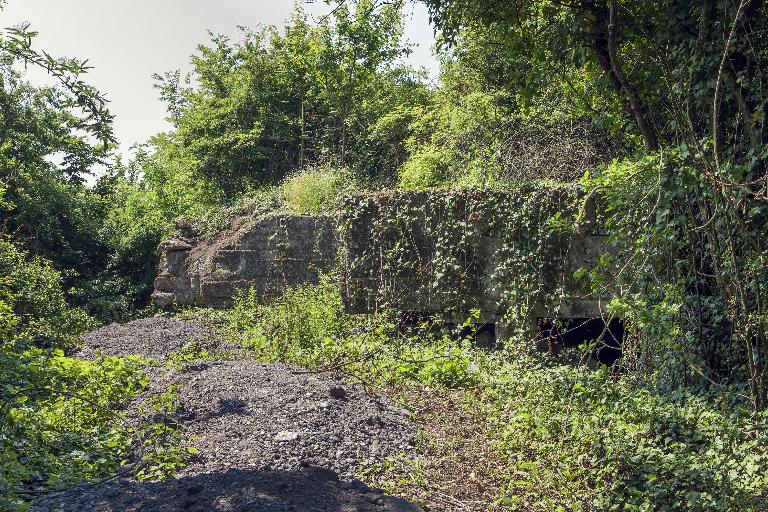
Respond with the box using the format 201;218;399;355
585;1;659;150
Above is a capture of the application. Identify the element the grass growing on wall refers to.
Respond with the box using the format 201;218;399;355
282;167;355;215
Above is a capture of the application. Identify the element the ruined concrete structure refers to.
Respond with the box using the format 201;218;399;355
152;214;337;308
340;189;611;325
153;189;612;325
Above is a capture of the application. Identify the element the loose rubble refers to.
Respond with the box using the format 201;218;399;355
31;318;422;512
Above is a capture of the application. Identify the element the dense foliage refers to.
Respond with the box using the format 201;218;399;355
0;237;146;510
422;0;768;409
154;0;427;195
2;0;768;509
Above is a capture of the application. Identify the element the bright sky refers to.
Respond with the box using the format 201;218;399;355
1;0;438;158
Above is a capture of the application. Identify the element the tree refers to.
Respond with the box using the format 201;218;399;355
154;0;428;195
423;0;766;157
424;0;768;408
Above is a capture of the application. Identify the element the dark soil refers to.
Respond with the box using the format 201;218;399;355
31;318;423;512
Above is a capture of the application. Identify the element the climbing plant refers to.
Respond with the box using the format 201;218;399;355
340;185;594;339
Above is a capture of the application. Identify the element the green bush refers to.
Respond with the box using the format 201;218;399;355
230;279;346;359
399;145;451;189
0;239;146;510
0;238;94;349
282;167;353;214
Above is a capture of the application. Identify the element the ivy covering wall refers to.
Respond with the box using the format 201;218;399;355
340;185;612;335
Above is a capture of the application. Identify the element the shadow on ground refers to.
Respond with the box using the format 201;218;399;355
30;466;423;512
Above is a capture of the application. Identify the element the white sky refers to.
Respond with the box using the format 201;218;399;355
1;0;438;159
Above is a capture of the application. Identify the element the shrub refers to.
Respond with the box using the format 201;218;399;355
0;239;146;510
282;167;353;214
398;145;451;190
0;238;94;349
227;280;483;388
230;279;346;360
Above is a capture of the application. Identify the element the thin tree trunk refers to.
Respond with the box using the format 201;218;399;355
584;1;658;150
606;0;658;150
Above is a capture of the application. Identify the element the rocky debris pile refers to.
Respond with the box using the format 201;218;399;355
33;318;422;512
31;467;421;512
76;317;223;360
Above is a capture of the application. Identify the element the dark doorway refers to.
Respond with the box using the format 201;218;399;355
536;317;624;365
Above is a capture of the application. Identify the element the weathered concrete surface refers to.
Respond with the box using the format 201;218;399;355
152;214;337;308
152;189;613;323
340;188;612;322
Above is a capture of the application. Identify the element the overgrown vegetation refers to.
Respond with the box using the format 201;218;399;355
219;281;768;511
0;238;147;510
3;0;768;509
227;280;480;388
422;0;768;411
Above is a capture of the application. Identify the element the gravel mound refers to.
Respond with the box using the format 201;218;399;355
33;319;422;511
77;317;221;360
145;360;415;480
30;467;421;511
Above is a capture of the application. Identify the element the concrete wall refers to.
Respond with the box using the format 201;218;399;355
152;214;337;308
152;189;612;322
340;189;612;322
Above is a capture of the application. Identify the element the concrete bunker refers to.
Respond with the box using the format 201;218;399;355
340;188;619;356
152;188;620;361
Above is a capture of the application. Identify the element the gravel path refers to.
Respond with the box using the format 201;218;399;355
32;318;422;512
143;360;415;479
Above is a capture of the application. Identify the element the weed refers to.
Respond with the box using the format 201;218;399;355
134;385;198;481
282;167;354;214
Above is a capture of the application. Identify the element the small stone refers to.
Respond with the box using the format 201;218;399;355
329;386;347;399
366;493;385;506
275;430;299;442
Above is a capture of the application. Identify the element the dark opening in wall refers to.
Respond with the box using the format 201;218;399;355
536;317;624;365
455;322;497;348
